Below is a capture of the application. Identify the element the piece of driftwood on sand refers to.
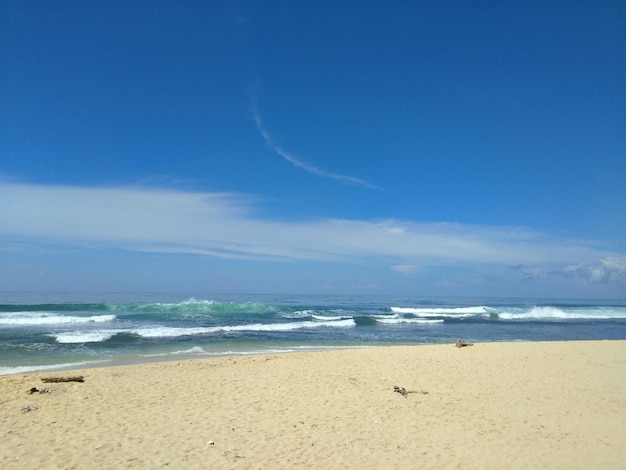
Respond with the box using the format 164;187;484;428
455;340;474;348
41;376;85;383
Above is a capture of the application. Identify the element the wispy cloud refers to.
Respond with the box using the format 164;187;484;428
2;182;623;290
251;104;381;189
390;264;419;274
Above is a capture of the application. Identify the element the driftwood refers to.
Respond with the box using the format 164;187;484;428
41;376;84;383
455;340;474;348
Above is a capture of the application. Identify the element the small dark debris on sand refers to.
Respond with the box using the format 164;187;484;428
394;385;408;397
29;387;53;394
394;385;428;397
41;376;84;383
455;340;474;348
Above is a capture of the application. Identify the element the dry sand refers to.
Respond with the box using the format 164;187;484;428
1;340;625;469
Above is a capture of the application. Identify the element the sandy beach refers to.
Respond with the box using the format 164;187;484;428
2;340;625;469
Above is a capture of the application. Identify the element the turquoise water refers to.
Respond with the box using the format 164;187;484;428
1;292;625;375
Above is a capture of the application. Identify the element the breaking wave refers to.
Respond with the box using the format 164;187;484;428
0;312;117;326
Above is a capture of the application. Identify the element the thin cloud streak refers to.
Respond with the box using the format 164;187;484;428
251;105;381;189
1;182;622;286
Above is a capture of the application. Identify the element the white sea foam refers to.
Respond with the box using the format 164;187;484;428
391;305;626;320
498;306;626;320
142;346;206;357
278;310;314;319
52;330;121;343
375;318;444;325
132;319;356;338
151;348;306;357
0;313;117;326
390;306;488;317
182;298;217;305
132;326;214;338
311;314;347;321
183;345;371;357
0;360;111;376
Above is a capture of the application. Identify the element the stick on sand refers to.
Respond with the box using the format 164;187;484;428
41;376;85;383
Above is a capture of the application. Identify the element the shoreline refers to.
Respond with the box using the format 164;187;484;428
2;340;626;468
0;343;386;377
1;336;619;377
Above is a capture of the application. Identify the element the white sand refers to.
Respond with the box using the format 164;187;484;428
2;340;625;469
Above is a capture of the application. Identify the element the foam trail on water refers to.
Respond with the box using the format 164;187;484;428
375;318;444;325
142;346;206;357
0;360;112;376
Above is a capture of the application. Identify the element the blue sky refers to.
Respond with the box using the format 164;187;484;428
1;1;625;297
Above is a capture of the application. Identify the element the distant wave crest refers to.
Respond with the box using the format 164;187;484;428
107;298;278;316
48;319;357;343
390;306;489;318
498;306;626;320
391;304;626;320
0;313;117;326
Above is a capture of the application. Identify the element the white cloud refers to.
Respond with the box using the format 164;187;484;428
251;105;380;189
1;182;623;286
563;257;626;283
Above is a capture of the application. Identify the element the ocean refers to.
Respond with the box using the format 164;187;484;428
2;292;626;375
